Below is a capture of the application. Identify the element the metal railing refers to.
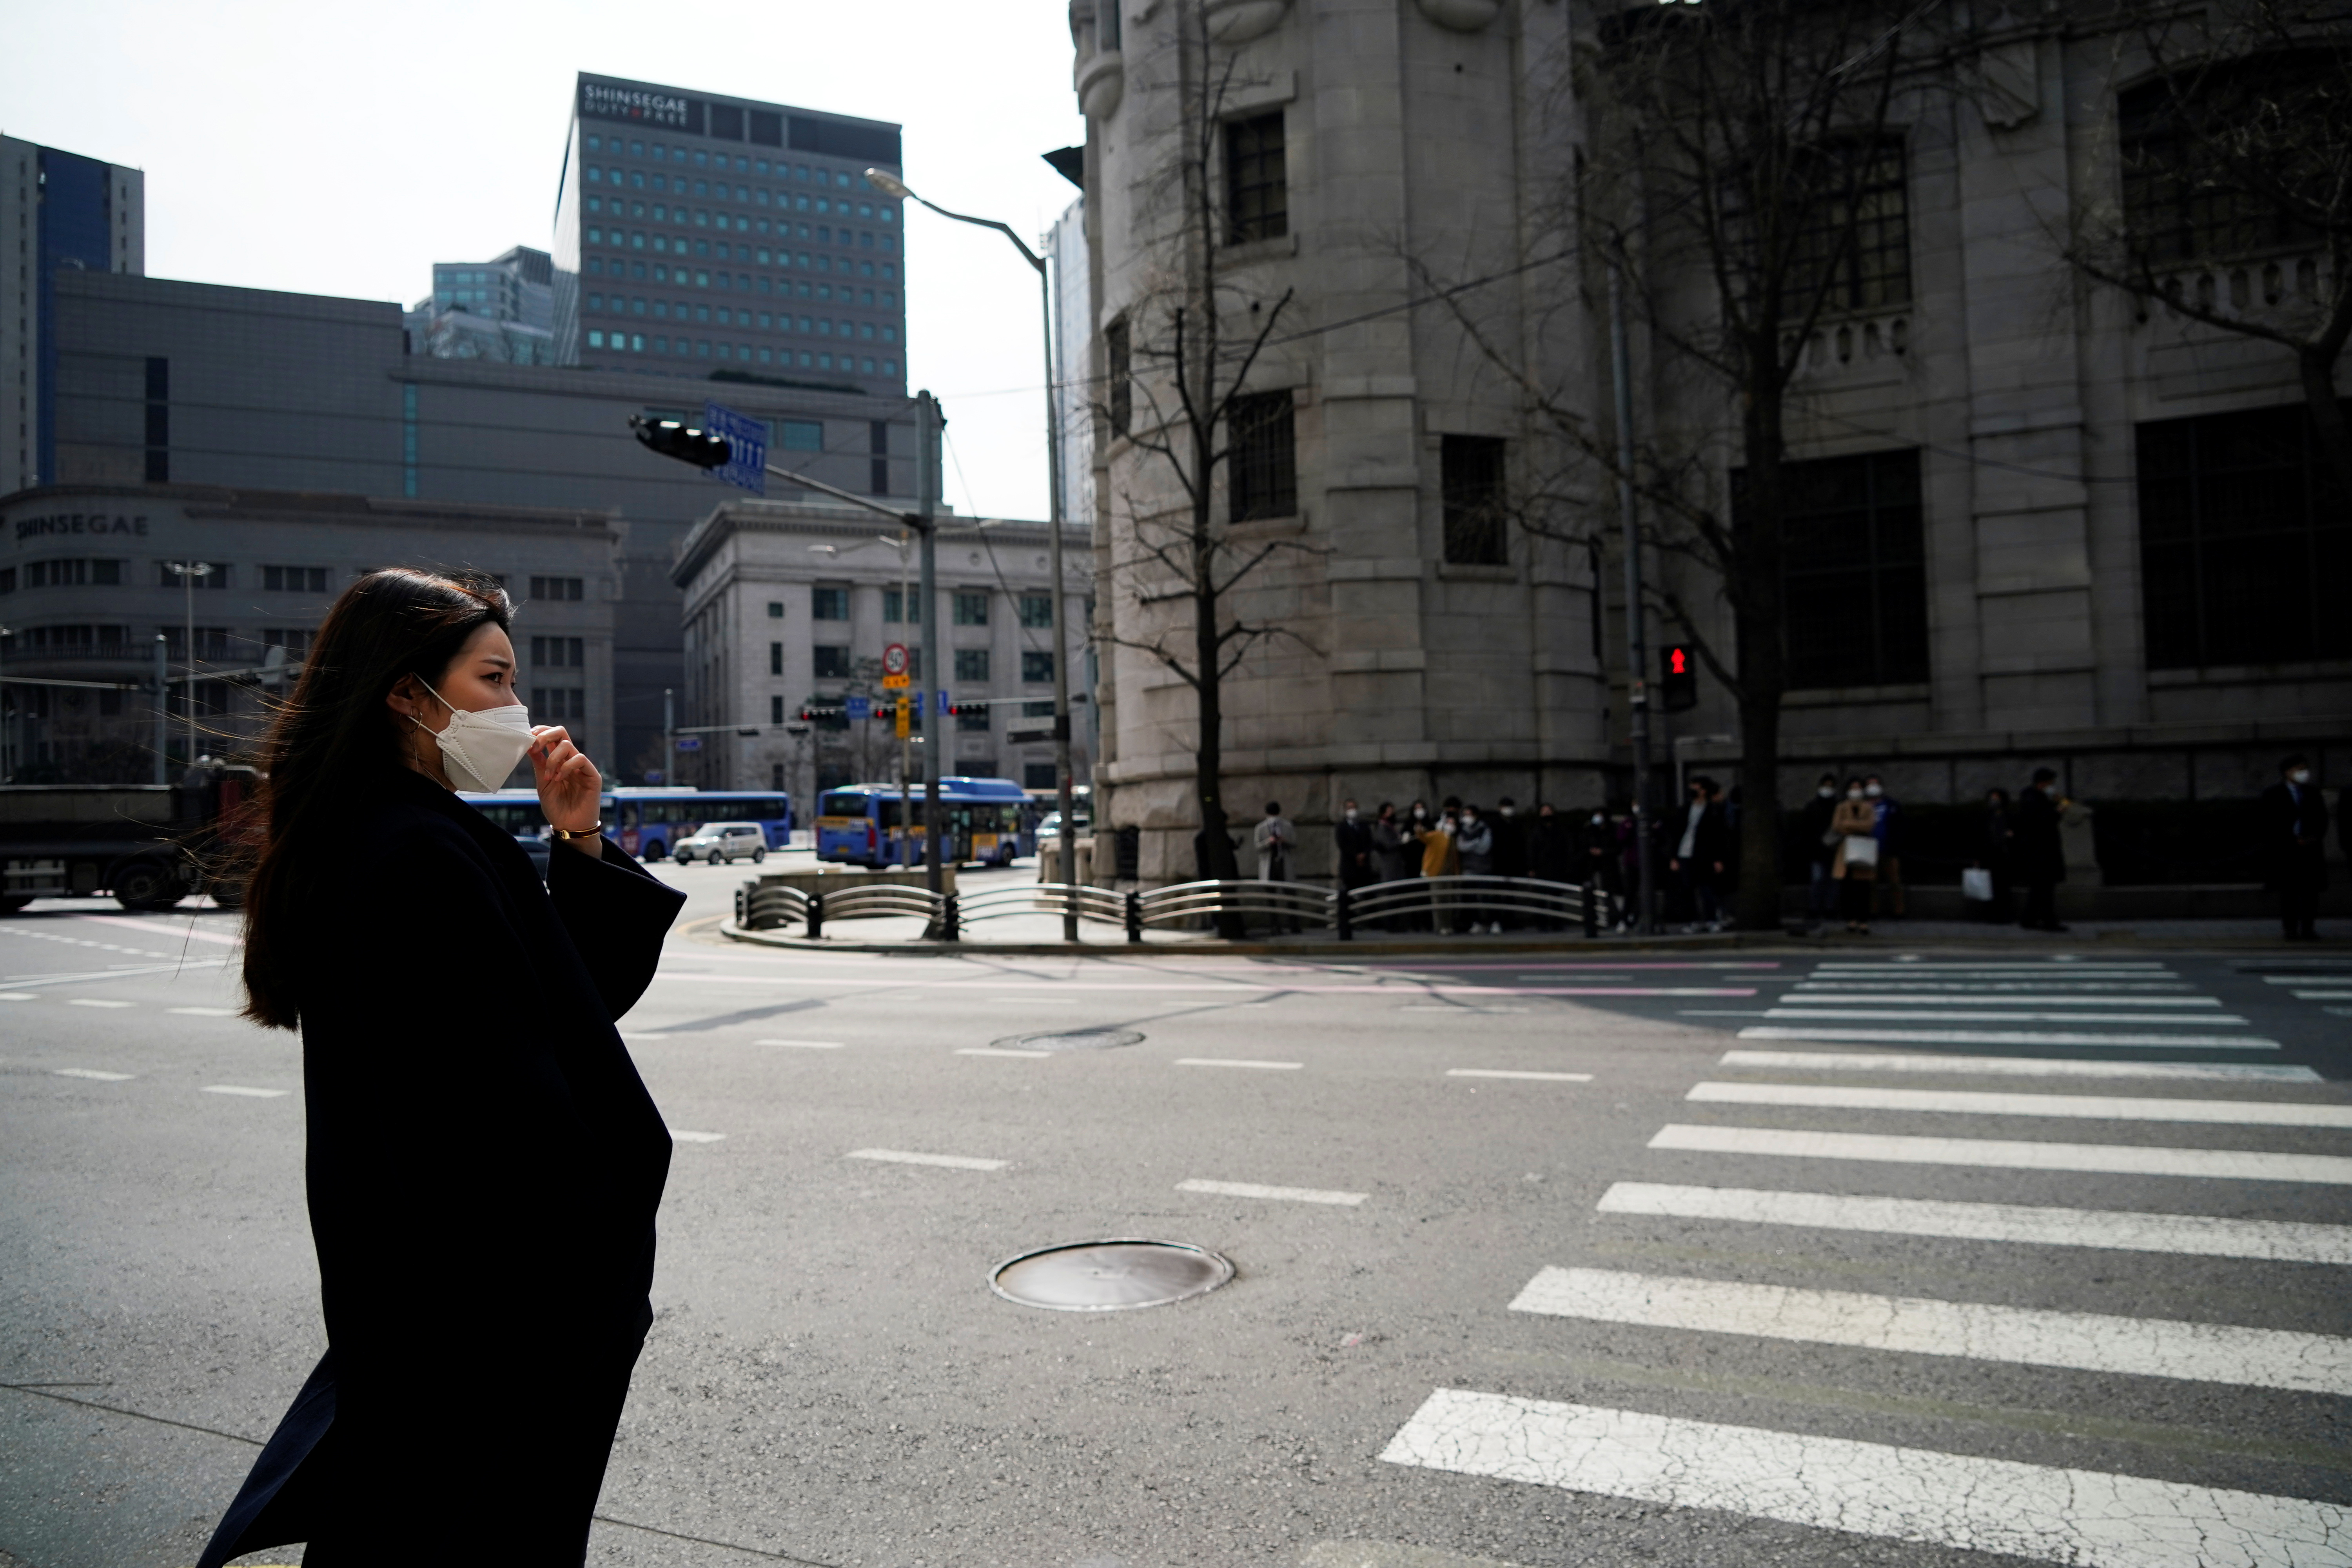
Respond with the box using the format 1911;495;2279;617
737;874;1619;943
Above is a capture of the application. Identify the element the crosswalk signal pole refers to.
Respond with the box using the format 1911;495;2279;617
1608;252;1657;936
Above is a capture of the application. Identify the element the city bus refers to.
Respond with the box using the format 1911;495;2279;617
814;777;1033;868
608;788;793;860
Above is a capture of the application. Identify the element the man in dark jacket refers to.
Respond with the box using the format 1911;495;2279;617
2014;768;2067;932
1667;775;1731;931
1798;773;1840;931
1335;798;1376;891
2260;755;2331;940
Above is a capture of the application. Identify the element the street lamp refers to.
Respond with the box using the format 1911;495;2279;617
865;166;1082;940
163;561;214;774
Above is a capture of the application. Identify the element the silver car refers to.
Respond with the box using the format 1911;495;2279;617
674;822;769;864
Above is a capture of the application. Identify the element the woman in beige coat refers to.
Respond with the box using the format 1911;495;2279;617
1829;779;1879;934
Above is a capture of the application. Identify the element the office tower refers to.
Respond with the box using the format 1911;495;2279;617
556;74;907;394
0;136;145;494
406;245;557;365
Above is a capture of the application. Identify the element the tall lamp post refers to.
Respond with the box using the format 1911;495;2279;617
164;561;213;773
864;167;1080;941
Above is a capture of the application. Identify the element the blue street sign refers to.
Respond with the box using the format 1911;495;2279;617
702;402;768;496
935;689;949;718
846;695;872;720
674;735;703;752
911;691;925;716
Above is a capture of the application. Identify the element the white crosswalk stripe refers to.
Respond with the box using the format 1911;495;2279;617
1380;1390;2350;1567
1509;1266;2352;1395
1379;956;2350;1560
1685;1079;2352;1128
1717;1049;2321;1082
1595;1181;2352;1264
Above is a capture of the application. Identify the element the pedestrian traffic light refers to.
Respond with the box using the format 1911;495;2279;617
629;414;730;470
1661;644;1699;712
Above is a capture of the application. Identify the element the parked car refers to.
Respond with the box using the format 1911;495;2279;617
674;822;769;865
1036;810;1092;847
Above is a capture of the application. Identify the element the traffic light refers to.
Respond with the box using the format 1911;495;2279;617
629;414;730;470
1661;644;1699;713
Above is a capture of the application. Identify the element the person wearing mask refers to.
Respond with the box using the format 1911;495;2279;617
1456;803;1496;930
1668;775;1730;932
2260;755;2331;940
1527;802;1575;930
1370;802;1415;885
1799;773;1841;932
1335;797;1376;895
1254;801;1299;934
196;571;686;1566
1976;788;2016;924
2014;768;2068;932
1830;777;1880;934
1864;775;1905;920
1416;798;1463;932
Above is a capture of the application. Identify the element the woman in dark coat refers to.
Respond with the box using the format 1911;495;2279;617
198;569;686;1566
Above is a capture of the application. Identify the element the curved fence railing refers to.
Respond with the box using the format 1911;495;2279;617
737;874;1618;943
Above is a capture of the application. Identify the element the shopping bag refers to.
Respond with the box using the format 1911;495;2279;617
1842;835;1880;869
1962;866;1994;902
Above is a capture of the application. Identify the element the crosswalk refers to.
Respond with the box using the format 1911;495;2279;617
1381;955;2352;1564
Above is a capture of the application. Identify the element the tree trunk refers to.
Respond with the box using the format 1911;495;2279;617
1733;346;1792;933
2297;345;2352;508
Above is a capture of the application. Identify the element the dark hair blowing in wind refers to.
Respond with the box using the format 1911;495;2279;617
239;569;510;1030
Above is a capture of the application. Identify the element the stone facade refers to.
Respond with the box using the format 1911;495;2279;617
668;499;1093;803
1069;0;2348;888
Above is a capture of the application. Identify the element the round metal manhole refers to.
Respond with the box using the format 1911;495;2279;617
990;1239;1235;1312
994;1028;1146;1053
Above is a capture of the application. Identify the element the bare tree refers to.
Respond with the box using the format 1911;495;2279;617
1094;0;1319;895
2067;0;2352;497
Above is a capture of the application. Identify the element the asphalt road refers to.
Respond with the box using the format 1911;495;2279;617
3;860;2348;1568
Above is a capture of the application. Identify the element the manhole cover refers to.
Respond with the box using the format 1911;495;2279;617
990;1240;1235;1312
995;1028;1146;1053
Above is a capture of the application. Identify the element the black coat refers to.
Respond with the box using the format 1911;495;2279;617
1800;793;1840;866
2013;786;2066;884
2259;780;2331;892
199;768;685;1566
1334;817;1376;887
1490;814;1529;878
1528;814;1577;883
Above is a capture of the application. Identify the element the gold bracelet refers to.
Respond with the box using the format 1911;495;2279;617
548;822;603;842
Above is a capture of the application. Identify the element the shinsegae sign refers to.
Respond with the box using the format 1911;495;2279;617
15;512;150;541
580;82;697;130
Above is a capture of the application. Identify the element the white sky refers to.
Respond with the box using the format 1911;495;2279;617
2;0;1086;521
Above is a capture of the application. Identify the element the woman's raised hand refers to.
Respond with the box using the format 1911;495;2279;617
529;726;603;833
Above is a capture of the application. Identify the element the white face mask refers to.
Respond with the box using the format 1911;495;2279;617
1818;786;1836;799
2290;769;2312;785
414;679;534;792
1345;808;1358;821
1847;789;1864;800
1864;783;1883;798
1500;806;1514;818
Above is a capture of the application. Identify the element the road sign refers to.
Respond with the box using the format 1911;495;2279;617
894;699;911;739
882;642;909;677
936;689;950;719
702;402;768;496
846;695;872;720
882;673;910;690
674;735;703;752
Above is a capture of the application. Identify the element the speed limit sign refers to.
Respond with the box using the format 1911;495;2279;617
882;642;909;677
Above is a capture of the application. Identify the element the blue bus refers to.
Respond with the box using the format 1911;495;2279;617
815;777;1033;868
608;788;793;860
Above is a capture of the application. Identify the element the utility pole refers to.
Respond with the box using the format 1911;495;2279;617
663;686;674;786
165;561;212;772
1608;257;1656;936
152;635;169;785
916;392;943;898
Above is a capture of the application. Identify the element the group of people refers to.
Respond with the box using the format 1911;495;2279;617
1800;768;2069;934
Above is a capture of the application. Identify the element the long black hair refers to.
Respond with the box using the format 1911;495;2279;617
239;569;510;1029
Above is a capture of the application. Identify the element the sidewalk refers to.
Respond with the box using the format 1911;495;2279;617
718;909;2348;956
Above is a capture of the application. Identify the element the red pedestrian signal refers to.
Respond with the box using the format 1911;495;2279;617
1661;644;1699;712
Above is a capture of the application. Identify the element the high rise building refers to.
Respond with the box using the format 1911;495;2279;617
0;136;145;495
405;245;557;365
555;74;908;394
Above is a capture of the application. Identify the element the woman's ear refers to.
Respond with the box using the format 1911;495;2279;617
386;673;428;728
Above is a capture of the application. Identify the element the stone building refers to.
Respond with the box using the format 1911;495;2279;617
668;499;1093;802
1067;0;2348;888
0;483;621;782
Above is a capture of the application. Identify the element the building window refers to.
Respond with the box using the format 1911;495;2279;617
144;357;169;483
529;575;584;601
1786;136;1912;310
771;695;787;725
261;628;313;655
1763;448;1930;690
2120;60;2323;265
262;565;330;593
1440;435;1509;566
1022;650;1055;684
953;591;989;626
954;648;991;682
812;644;853;679
780;419;823;451
1017;593;1054;630
882;587;923;624
769;641;784;675
811;585;849;621
1225;112;1288;245
1023;762;1058;790
1229;390;1298;522
2139;403;2352;668
531;635;585;668
767;601;785;618
531;687;586;720
1105;319;1131;437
